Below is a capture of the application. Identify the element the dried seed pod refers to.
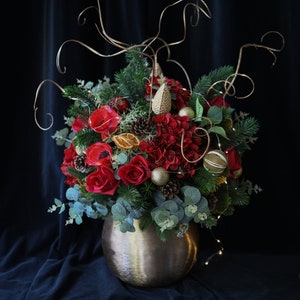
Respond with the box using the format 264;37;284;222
112;133;140;150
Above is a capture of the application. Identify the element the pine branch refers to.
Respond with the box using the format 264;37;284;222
222;115;260;153
74;128;101;149
63;85;98;114
191;65;235;107
114;50;151;102
191;168;221;195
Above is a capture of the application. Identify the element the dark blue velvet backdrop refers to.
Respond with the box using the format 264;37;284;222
1;0;300;299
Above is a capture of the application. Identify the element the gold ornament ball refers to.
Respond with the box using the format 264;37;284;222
178;107;195;119
151;167;170;186
203;150;228;174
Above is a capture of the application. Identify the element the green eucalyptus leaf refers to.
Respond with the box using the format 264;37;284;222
207;106;223;124
59;204;65;214
54;198;62;206
194;97;204;121
75;215;83;225
181;186;201;204
117;152;128;164
209;126;228;139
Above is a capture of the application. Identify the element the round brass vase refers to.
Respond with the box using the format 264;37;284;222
101;217;200;287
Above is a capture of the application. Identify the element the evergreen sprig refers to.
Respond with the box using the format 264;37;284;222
114;50;151;101
222;115;260;153
191;167;223;195
63;84;98;114
73;128;101;150
191;65;235;107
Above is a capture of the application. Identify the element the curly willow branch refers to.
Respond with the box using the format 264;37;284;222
56;0;211;89
33;79;65;130
223;31;285;99
206;74;255;100
144;0;211;53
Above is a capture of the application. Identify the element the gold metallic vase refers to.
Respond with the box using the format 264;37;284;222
101;217;200;287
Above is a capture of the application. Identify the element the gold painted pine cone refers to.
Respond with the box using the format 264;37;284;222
152;83;172;115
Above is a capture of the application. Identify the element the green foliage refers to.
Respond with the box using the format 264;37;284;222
221;113;260;155
114;49;151;101
73;127;101;150
190;65;235;107
52;127;71;147
63;84;99;114
191;168;222;195
47;56;262;240
213;179;251;217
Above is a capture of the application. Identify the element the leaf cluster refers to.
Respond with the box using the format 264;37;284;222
114;49;152;102
190;65;235;107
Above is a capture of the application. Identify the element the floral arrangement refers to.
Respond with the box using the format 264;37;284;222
35;0;283;241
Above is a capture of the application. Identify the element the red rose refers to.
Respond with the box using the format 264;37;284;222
85;142;112;167
204;95;230;112
117;155;151;186
85;165;120;195
225;147;242;179
88;105;121;140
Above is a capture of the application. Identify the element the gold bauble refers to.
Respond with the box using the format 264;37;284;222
151;167;170;186
203;150;228;174
178;107;195;119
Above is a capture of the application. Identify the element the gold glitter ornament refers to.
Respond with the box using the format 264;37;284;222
152;83;172;115
203;150;228;174
151;167;170;186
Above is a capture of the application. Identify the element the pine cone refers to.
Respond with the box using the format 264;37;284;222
159;177;180;199
74;154;91;173
207;193;219;211
131;117;155;139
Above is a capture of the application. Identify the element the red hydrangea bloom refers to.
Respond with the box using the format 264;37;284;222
139;113;204;177
165;77;190;111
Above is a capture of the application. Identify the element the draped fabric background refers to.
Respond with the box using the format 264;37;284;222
1;0;299;299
